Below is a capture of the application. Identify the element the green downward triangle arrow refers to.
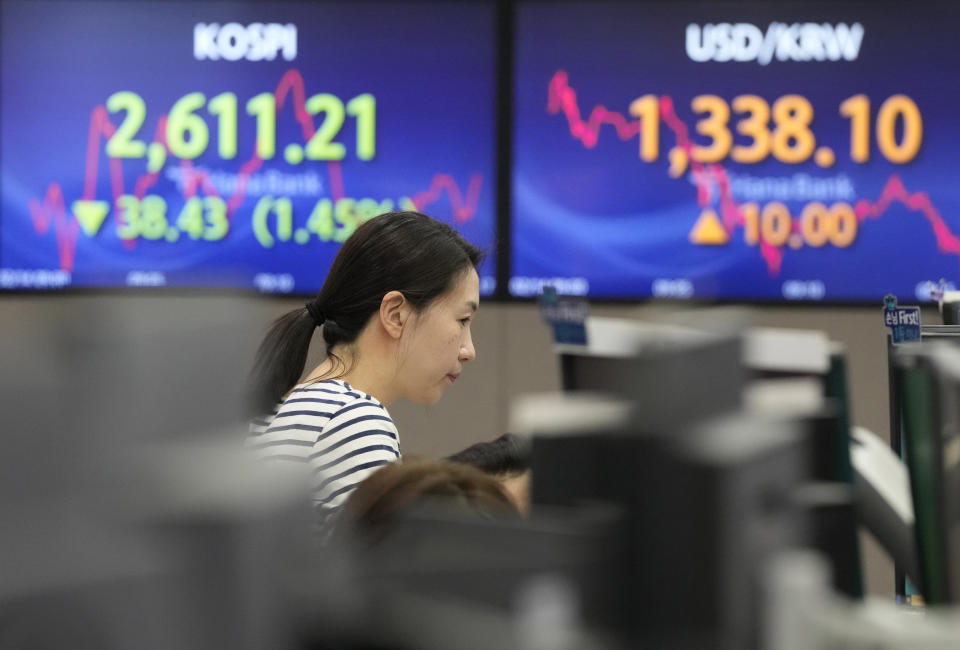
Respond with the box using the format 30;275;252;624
72;200;110;237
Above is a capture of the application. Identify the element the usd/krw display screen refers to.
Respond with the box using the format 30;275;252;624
511;1;960;302
1;1;496;294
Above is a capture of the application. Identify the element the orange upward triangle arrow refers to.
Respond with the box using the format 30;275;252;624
689;209;729;245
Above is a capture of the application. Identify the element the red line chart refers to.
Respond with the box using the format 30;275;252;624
26;69;483;272
547;70;642;147
410;173;484;224
547;69;960;276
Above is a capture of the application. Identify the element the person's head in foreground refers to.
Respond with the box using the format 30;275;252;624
344;458;521;545
447;433;532;515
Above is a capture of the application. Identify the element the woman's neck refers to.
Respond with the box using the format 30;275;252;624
304;345;399;406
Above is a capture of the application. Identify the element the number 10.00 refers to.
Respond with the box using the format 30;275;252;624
742;201;858;248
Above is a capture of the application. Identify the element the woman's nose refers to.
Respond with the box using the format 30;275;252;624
459;333;476;362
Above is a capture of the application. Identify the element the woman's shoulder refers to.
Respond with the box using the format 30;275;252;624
252;378;396;446
286;378;379;405
280;379;391;420
285;378;354;401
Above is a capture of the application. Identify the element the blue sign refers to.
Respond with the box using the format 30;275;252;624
883;294;921;344
539;285;588;345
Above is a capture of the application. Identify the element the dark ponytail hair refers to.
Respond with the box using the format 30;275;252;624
248;211;483;414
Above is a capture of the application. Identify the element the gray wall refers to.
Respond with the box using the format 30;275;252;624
1;294;917;595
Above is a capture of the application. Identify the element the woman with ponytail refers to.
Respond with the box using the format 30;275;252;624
247;211;483;531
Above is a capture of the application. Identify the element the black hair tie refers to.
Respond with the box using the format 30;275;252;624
305;302;326;328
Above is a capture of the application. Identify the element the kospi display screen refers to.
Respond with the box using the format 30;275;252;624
511;1;960;302
1;1;496;294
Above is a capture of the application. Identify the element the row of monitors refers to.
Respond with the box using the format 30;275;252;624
2;0;958;302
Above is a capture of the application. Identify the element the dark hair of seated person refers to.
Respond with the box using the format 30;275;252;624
446;433;531;476
343;458;520;543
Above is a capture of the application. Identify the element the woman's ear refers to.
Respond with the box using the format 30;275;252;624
379;290;409;340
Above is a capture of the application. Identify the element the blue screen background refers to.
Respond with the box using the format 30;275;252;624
512;1;960;302
1;1;497;294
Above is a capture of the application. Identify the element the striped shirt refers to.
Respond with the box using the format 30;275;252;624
248;379;401;530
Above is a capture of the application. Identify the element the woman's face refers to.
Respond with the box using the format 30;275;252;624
398;268;479;405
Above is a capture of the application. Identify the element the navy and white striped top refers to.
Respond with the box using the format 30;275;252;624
248;379;401;528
